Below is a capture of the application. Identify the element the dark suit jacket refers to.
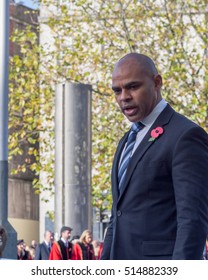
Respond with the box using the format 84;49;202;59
101;104;208;260
34;241;50;260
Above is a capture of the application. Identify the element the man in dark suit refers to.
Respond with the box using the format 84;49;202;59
34;230;54;260
101;53;208;260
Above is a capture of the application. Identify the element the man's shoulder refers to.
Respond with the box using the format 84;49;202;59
172;111;205;133
57;240;64;246
163;104;202;131
37;242;45;248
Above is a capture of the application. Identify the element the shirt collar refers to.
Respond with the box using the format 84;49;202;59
141;99;167;128
61;237;68;246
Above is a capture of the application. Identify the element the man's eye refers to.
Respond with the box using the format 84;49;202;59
129;85;138;90
113;89;121;95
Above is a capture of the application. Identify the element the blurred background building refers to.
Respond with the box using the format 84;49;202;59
8;0;39;244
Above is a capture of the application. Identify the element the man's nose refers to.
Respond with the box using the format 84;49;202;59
120;88;131;100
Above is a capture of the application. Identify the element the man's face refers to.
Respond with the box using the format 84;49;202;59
112;59;162;122
46;231;54;243
62;230;71;240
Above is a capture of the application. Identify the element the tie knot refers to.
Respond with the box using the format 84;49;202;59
131;122;144;133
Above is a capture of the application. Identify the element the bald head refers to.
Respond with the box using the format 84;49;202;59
114;53;159;77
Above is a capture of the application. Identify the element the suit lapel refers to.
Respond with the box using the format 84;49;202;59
118;104;175;199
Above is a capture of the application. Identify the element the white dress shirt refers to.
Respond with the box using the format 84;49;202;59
132;99;167;154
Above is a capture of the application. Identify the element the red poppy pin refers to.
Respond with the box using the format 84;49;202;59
148;126;164;142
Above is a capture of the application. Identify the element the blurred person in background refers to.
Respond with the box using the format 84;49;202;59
49;226;73;260
0;227;7;259
17;239;32;260
72;229;95;260
35;230;54;260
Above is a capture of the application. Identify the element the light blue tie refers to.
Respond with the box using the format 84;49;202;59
118;122;144;191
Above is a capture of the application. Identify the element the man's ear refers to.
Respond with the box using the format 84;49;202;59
154;74;162;89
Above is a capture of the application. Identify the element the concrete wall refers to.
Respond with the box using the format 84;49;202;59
9;218;39;244
8;178;39;243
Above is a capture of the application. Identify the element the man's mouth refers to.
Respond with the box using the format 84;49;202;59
123;106;137;116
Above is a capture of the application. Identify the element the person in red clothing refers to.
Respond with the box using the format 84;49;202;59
49;226;73;260
92;240;103;260
72;229;95;260
97;242;103;260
